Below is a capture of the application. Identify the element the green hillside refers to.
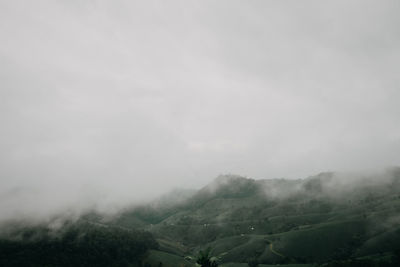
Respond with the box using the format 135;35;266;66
112;168;400;266
1;169;400;266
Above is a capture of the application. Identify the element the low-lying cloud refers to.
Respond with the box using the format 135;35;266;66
1;0;400;222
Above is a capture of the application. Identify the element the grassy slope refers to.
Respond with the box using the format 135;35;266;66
144;250;195;267
113;172;400;265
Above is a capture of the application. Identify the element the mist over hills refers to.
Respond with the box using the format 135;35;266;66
2;168;400;266
2;0;400;266
111;168;400;266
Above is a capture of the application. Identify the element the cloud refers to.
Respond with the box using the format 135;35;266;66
0;0;400;220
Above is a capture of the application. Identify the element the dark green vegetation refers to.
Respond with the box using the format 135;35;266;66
196;247;218;267
0;221;157;266
1;168;400;266
115;168;400;266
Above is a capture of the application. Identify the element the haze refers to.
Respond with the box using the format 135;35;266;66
1;0;400;220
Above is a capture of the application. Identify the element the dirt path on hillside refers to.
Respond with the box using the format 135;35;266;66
265;238;285;258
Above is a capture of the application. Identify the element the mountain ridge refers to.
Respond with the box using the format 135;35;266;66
111;169;400;265
2;169;400;266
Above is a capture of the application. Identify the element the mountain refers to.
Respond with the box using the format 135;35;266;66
113;169;400;266
1;169;400;266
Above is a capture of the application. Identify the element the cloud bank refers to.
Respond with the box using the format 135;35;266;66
1;0;400;219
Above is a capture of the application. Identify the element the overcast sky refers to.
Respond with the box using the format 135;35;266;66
1;0;400;218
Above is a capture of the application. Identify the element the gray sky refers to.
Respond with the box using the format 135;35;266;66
1;0;400;218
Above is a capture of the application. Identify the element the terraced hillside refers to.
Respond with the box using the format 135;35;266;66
1;169;399;266
113;169;400;266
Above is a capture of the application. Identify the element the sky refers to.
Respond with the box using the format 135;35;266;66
1;0;400;218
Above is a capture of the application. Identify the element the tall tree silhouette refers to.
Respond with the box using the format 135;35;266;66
196;247;218;267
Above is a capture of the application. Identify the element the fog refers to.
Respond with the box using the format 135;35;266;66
1;0;400;221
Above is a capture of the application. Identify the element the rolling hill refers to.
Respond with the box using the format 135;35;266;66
113;168;400;266
1;168;400;266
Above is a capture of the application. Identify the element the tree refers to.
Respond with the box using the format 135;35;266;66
196;247;218;267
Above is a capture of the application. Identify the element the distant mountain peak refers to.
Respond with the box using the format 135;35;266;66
195;174;259;200
213;174;252;184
